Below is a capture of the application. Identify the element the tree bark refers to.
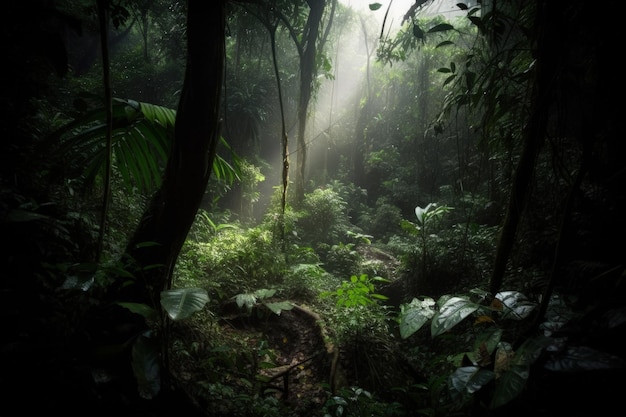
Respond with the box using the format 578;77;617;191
122;0;225;306
488;0;561;295
294;0;325;205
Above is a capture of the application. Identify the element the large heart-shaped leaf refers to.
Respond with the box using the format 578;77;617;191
496;291;536;320
160;287;209;321
264;301;294;315
414;203;435;226
449;366;494;395
398;297;436;339
431;296;479;337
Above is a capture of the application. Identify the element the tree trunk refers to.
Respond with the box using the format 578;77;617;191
294;0;325;205
122;0;225;307
488;0;561;295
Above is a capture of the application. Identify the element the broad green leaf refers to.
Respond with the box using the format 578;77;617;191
254;288;276;300
114;138;133;189
234;292;257;310
413;24;424;39
135;241;161;248
140;101;176;129
398;297;436;339
265;301;294;315
473;327;502;355
496;291;536;320
513;335;552;366
131;331;160;399
449;366;494;395
431;296;479;337
436;40;454;48
489;364;529;409
117;302;157;320
369;3;382;10
48;98;176;194
258;361;278;369
465;71;476;91
443;74;457;87
370;293;389;300
415;203;435;225
427;23;454;33
161;287;209;321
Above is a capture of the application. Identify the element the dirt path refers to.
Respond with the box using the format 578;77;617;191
221;303;333;413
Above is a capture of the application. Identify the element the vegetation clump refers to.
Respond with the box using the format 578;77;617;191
1;1;623;416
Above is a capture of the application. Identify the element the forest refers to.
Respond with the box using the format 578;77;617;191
1;0;624;416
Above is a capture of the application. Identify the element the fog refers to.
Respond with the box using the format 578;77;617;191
341;0;417;33
304;1;416;182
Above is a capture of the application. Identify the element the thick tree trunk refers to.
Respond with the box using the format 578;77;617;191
294;0;325;205
123;0;225;306
488;0;560;295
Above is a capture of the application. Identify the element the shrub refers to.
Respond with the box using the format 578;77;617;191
297;187;351;247
175;225;286;301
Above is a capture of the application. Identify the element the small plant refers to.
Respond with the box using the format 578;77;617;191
323;386;403;417
232;288;293;316
298;187;351;246
400;202;453;293
320;274;391;345
323;242;362;278
321;274;389;308
346;230;373;246
281;262;329;300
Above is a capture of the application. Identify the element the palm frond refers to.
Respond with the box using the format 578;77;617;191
47;98;239;194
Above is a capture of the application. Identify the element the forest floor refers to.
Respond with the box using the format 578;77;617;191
229;305;331;413
172;247;423;416
172;300;335;416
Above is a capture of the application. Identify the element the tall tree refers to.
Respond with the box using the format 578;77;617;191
487;0;560;295
294;0;326;204
122;0;225;310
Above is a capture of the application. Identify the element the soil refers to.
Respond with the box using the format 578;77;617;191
254;306;331;407
172;247;423;416
205;299;423;415
215;302;334;414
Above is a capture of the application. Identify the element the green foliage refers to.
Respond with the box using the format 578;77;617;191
232;288;293;316
323;386;403;417
325;180;368;222
187;209;237;242
238;159;266;220
320;274;391;344
48;98;240;196
413;202;453;230
175;225;286;301
321;242;363;278
356;198;403;242
160;287;210;321
8;2;620;416
391;288;619;411
321;274;389;308
48;98;174;193
281;262;330;300
186;337;288;417
398;297;435;339
297;187;351;247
